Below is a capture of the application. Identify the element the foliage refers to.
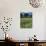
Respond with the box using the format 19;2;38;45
20;18;32;28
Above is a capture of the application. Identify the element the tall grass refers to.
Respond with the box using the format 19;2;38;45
20;18;32;28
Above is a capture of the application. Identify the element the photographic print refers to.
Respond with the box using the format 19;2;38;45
20;12;32;28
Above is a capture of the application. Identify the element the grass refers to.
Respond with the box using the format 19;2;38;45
20;18;32;28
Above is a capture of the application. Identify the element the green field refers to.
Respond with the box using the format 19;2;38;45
20;18;32;28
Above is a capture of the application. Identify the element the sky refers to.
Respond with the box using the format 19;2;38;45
20;12;32;16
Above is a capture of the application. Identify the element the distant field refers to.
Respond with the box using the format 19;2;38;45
20;18;32;28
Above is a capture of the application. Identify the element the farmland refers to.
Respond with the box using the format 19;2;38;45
20;18;32;28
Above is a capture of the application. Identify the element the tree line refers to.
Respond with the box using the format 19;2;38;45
20;13;32;18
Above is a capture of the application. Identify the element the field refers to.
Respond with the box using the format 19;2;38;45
20;18;32;28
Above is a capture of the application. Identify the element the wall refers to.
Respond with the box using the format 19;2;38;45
0;0;46;40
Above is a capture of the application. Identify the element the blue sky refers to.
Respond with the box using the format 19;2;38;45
20;12;32;16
